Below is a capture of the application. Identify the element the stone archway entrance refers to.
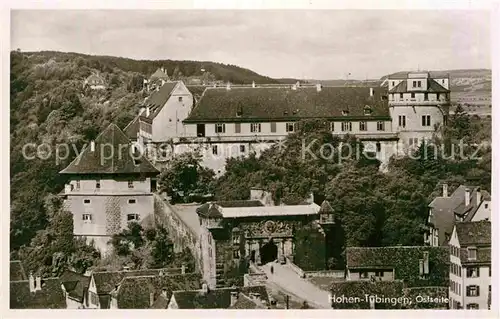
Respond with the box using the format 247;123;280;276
260;239;278;265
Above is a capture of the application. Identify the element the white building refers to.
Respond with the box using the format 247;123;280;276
448;220;491;309
387;71;450;149
426;184;491;247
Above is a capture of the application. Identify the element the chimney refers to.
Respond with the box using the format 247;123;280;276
230;291;239;306
90;141;95;152
370;88;374;97
181;264;186;274
161;79;165;86
146;107;150;117
465;188;471;206
226;82;231;90
252;81;256;88
476;188;482;206
35;276;42;291
316;84;322;92
28;273;35;292
442;183;448;198
149;292;155;307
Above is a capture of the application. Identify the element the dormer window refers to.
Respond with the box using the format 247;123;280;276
364;106;372;115
236;109;242;117
342;110;349;116
467;247;477;261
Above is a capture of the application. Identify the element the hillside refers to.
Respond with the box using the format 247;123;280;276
21;50;281;84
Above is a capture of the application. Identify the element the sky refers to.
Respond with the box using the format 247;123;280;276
11;10;491;80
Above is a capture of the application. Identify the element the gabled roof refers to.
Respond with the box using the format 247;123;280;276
346;246;449;287
143;81;179;119
10;278;66;309
10;260;27;281
150;68;170;80
172;285;270;309
59;123;159;175
115;273;201;309
228;293;268;309
60;270;90;302
86;73;105;84
319;200;334;214
428;185;484;245
455;221;491;246
184;86;390;123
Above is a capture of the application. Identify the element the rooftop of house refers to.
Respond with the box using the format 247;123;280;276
150;67;170;80
60;269;90;302
428;185;490;245
389;78;450;93
112;273;201;309
123;115;141;140
59;123;159;175
10;260;27;281
196;201;321;219
184;86;390;123
387;71;450;80
10;277;66;309
142;81;179;119
171;285;270;309
85;73;105;83
455;220;491;246
346;246;449;287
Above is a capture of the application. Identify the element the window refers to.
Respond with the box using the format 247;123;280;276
233;249;240;259
128;199;136;204
466;303;479;310
400;93;403;99
250;123;262;133
341;122;352;132
76;180;80;190
286;122;295;133
466;267;479;278
489;266;491;277
376;121;385;131
360;272;369;279
411;92;415;99
375;271;384;277
196;124;206;137
270;122;277;133
359;121;367;131
96;180;101;189
466;285;479;297
421;115;431;127
468;247;477;261
208;248;212;258
178;96;183;102
234;123;241;134
127;214;140;221
128;181;134;189
417;81;422;88
485;203;489;209
82;214;92;221
376;142;381;152
83;199;91;204
391;81;395;86
212;145;218;155
215;123;225;134
240;145;246;153
233;234;240;245
329;122;335;132
437;93;441;100
398;115;406;128
413;80;417;87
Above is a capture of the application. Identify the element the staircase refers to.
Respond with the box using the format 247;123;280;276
215;262;226;288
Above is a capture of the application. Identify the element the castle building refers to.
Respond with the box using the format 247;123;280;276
59;123;159;252
387;71;451;149
426;184;491;247
448;221;491;309
194;189;336;288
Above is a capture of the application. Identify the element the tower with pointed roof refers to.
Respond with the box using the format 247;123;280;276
387;71;451;151
59;124;159;253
